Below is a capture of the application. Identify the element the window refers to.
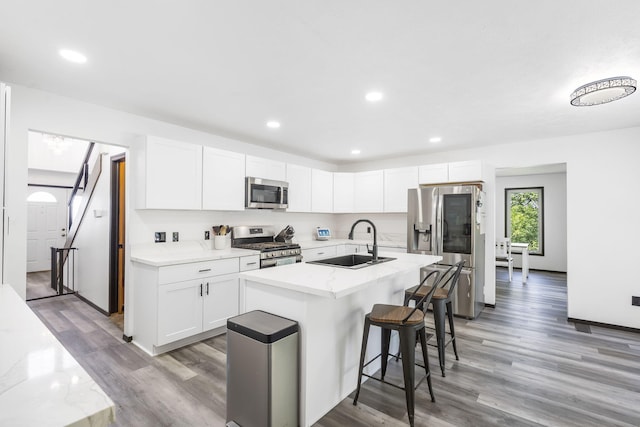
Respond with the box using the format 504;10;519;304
505;187;544;255
26;191;57;203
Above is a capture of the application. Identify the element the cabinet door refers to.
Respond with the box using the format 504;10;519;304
384;167;419;213
202;274;239;332
246;155;286;181
202;147;245;211
144;136;203;209
286;163;312;212
354;170;384;212
158;279;203;345
311;169;333;213
419;163;448;185
448;160;483;182
333;172;354;213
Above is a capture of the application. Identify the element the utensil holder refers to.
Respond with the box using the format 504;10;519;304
214;235;228;250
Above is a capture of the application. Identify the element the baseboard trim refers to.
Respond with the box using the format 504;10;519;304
75;293;109;316
568;317;640;334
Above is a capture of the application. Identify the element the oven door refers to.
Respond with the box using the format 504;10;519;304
261;255;301;268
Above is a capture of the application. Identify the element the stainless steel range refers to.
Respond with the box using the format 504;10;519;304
231;226;302;268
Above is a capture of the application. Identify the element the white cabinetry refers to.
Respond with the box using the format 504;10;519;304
133;257;240;355
202;147;245;211
286;164;312;212
419;160;484;184
384;167;419;212
333;173;354;213
448;160;484;182
311;169;333;213
354;170;384;212
246;155;286;181
418;163;449;185
136;136;203;209
302;245;338;262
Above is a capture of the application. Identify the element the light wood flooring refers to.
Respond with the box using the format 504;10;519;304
26;269;640;426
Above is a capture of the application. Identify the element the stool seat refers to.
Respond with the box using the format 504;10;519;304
370;304;424;325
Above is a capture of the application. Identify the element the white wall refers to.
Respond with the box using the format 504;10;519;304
28;169;76;187
6;83;640;329
71;144;125;311
496;172;567;272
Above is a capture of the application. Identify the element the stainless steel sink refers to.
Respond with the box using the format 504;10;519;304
307;254;396;269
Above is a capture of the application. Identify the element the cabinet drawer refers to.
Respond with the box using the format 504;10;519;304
302;245;338;262
159;258;239;284
239;255;260;271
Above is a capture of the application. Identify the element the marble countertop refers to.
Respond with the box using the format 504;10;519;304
297;239;406;250
130;241;259;267
0;284;115;427
239;252;441;298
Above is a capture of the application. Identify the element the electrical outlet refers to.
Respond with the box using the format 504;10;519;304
632;296;640;306
204;230;210;240
154;232;166;243
172;232;179;242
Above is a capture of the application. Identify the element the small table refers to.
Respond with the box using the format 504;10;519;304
510;243;529;283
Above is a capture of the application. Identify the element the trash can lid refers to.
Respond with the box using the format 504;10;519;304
227;310;299;344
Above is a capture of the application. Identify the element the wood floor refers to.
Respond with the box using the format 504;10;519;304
26;269;640;427
26;270;58;300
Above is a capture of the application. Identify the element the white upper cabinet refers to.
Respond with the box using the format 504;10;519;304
418;163;449;185
245;155;286;181
419;160;484;184
311;169;333;212
202;147;245;211
384;167;419;212
286;163;312;212
333;172;355;213
354;170;384;212
448;160;484;182
137;136;203;210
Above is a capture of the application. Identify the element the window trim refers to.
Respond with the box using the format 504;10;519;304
504;186;544;256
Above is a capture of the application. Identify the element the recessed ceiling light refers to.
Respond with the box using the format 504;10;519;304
429;137;442;143
59;49;87;64
365;91;384;102
266;121;281;129
351;149;361;155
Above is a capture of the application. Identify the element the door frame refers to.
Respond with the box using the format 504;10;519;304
108;153;126;314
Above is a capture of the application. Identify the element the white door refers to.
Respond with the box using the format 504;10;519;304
26;188;68;273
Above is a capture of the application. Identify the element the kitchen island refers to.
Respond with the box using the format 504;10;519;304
239;252;441;427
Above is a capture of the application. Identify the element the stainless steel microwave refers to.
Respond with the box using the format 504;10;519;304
245;177;289;209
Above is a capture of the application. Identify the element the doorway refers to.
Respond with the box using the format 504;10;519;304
109;154;126;322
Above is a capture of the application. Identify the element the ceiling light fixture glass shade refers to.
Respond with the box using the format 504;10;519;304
570;76;636;106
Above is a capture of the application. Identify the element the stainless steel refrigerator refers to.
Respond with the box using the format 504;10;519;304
407;184;485;318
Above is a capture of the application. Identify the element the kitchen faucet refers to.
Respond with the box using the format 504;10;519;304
348;219;378;262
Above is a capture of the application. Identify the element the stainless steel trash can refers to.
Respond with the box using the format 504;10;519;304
226;310;299;427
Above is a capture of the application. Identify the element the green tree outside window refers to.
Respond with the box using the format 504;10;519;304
505;187;544;255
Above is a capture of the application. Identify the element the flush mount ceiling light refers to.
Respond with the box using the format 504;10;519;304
59;49;87;64
570;76;636;106
365;91;384;102
351;149;361;155
429;137;442;143
266;121;281;129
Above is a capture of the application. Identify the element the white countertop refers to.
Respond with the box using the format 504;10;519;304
297;238;406;250
0;284;115;427
130;241;259;267
240;252;441;298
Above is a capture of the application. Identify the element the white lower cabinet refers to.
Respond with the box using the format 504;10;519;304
133;258;240;355
302;245;338;262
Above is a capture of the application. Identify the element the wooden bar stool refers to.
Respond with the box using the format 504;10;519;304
404;261;465;377
353;270;440;427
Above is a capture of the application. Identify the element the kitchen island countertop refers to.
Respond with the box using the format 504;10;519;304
240;251;440;298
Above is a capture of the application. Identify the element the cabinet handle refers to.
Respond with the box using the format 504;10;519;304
200;283;203;297
245;262;257;266
198;268;212;273
206;282;210;295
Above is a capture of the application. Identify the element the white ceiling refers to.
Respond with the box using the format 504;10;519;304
2;1;640;164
